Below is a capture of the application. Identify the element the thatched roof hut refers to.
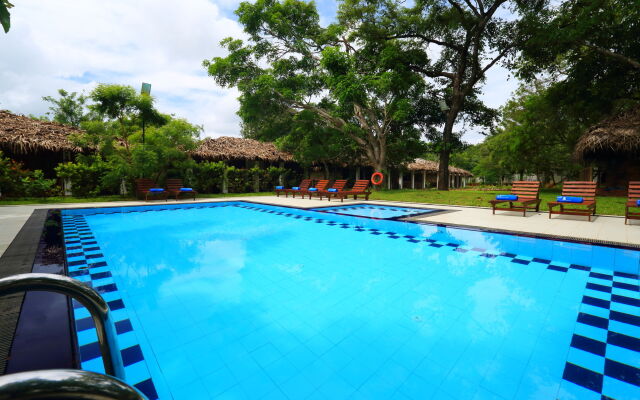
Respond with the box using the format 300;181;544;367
406;158;473;176
406;158;439;172
575;106;640;161
191;137;293;163
0;110;83;154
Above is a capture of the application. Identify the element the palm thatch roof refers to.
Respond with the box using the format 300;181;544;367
575;106;640;161
191;136;293;162
0;110;84;154
406;158;473;176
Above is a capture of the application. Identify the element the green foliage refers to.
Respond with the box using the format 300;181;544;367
0;150;26;196
70;84;200;190
0;151;57;198
226;167;253;193
193;161;227;193
0;0;13;33
259;166;288;191
43;89;89;127
205;0;431;172
20;170;58;197
467;82;585;184
54;157;115;197
338;0;546;188
517;0;640;120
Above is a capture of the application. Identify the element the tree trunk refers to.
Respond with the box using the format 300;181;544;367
437;148;450;190
437;106;458;191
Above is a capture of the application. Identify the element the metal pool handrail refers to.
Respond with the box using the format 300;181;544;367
0;273;124;378
0;369;145;399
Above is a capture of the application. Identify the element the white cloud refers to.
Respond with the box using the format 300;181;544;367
0;0;518;143
0;0;246;137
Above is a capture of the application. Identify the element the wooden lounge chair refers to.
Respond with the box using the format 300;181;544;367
488;181;541;217
277;179;313;198
336;180;372;202
625;181;640;224
548;181;597;221
312;179;348;201
135;178;168;201
303;179;331;199
166;178;197;201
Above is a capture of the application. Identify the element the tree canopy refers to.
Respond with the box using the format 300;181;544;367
204;0;431;176
339;0;547;189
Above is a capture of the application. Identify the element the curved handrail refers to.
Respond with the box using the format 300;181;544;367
0;273;124;378
0;369;146;399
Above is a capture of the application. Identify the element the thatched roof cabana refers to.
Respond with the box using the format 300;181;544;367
406;158;473;176
575;106;640;161
0;110;83;154
406;158;439;172
192;137;293;162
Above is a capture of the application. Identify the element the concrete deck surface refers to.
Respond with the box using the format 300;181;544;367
1;195;638;258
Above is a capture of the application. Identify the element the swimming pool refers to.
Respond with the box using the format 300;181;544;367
62;201;640;400
311;204;440;219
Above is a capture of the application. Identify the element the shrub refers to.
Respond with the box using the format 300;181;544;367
55;158;115;197
193;161;226;193
226;167;253;193
0;151;28;197
21;170;58;197
259;166;288;191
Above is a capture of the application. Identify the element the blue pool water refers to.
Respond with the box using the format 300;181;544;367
62;201;640;400
312;204;438;219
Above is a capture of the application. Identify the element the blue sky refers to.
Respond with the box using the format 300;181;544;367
0;0;518;143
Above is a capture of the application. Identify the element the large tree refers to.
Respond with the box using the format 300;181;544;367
518;0;640;112
340;0;546;189
204;0;430;176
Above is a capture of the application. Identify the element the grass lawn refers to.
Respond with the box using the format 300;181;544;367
0;192;272;206
1;189;628;217
370;188;628;216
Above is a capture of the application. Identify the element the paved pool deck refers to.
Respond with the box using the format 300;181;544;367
1;195;638;257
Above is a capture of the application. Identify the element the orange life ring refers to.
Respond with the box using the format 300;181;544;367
371;172;384;185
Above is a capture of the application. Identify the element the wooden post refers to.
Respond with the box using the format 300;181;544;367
222;167;228;194
387;170;392;189
253;160;260;192
278;161;284;186
398;172;403;189
436;173;439;189
422;171;426;189
356;166;361;180
118;179;127;196
64;179;73;196
411;171;415;189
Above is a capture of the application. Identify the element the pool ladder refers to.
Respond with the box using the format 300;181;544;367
0;273;146;399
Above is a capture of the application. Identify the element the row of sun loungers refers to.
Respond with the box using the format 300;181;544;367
135;178;197;201
490;180;640;223
275;179;372;202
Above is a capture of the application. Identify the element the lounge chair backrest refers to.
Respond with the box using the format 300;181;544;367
562;181;596;201
299;179;313;190
511;181;540;199
166;179;185;191
330;180;348;191
629;181;640;201
350;180;370;192
135;178;155;193
312;180;330;190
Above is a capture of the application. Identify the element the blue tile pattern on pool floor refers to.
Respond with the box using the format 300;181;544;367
311;204;438;219
61;201;640;400
62;214;160;400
